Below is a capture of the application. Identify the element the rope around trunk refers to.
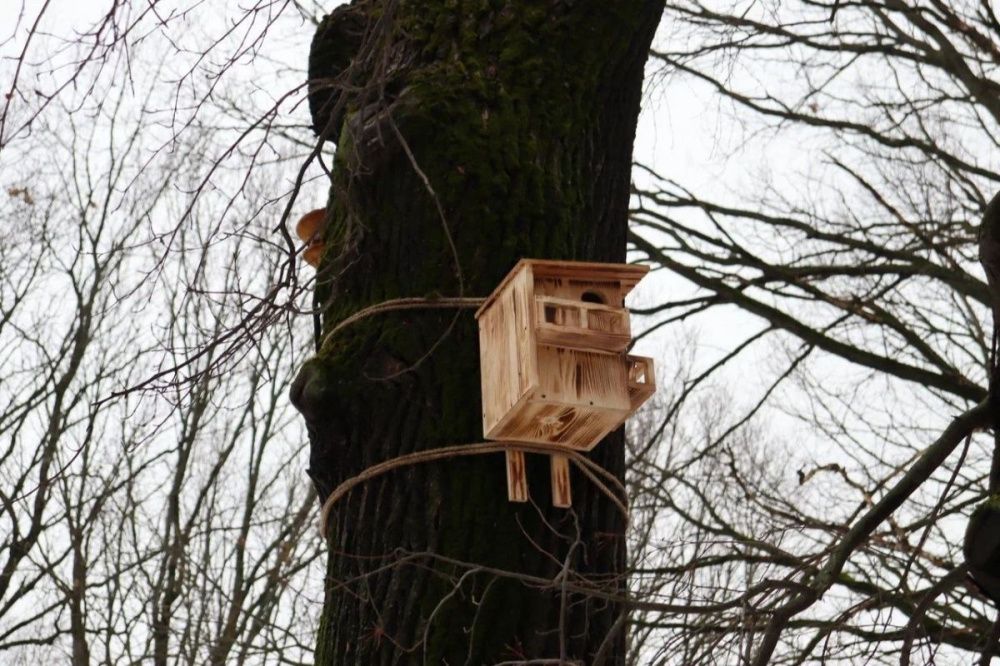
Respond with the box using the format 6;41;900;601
312;296;631;539
319;296;485;350
318;441;630;538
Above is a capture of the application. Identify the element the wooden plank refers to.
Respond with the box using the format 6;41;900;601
550;454;572;508
475;258;649;318
479;267;538;436
535;346;629;411
506;450;529;503
496;400;625;451
537;296;630;330
476;260;532;318
478;294;513;434
527;259;649;295
512;265;538;397
626;355;656;411
535;296;630;353
533;277;623;307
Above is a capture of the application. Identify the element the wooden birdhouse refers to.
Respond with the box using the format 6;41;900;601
475;259;655;507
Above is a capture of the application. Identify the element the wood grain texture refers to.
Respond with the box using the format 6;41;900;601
478;259;654;452
534;346;630;412
550;454;573;508
626;355;656;411
475;259;647;317
505;401;624;450
479;265;536;435
506;450;529;502
535;296;631;353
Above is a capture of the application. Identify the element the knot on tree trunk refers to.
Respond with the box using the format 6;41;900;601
308;2;367;141
971;193;1000;599
965;497;1000;606
978;191;1000;493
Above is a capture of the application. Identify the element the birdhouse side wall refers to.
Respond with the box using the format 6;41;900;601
478;266;538;437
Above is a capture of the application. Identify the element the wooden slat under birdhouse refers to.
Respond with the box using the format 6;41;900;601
550;455;572;508
506;449;529;503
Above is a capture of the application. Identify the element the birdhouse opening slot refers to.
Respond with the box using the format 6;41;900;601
626;355;656;410
535;295;631;352
543;303;581;327
628;359;647;385
580;291;605;304
586;308;627;335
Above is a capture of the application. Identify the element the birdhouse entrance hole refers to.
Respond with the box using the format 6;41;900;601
476;259;657;508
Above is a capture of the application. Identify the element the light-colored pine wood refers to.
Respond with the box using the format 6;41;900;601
477;259;652;451
626;355;656;411
506;450;529;502
550;454;572;508
479;264;537;437
477;259;658;505
513;265;538;399
496;401;623;449
528;260;648;293
475;259;648;318
534;277;624;308
535;346;630;413
535;296;630;353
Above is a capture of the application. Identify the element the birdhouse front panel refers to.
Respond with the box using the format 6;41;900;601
534;346;629;410
476;259;656;453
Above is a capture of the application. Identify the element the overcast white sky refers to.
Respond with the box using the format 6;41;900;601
0;0;835;457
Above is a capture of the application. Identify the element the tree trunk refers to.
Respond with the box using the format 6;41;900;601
292;2;660;663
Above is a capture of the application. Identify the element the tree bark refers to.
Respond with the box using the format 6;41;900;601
292;2;661;663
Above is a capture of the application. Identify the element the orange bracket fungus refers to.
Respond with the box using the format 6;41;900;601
295;208;327;268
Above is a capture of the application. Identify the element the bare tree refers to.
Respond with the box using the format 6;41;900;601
9;0;1000;664
627;1;1000;663
1;4;331;663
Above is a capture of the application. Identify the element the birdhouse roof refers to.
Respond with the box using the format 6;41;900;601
475;259;650;319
